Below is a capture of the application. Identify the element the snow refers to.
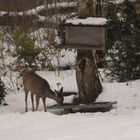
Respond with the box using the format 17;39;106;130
0;0;139;139
0;111;140;140
0;70;140;140
66;17;108;26
112;0;136;4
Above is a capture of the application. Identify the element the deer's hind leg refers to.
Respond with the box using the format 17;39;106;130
42;97;47;112
31;94;35;111
35;96;40;111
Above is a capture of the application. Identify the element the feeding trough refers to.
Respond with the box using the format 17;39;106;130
48;101;117;114
64;17;108;50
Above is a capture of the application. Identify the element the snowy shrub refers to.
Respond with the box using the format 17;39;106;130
0;29;18;93
105;0;140;82
12;28;41;71
0;78;7;104
37;27;64;71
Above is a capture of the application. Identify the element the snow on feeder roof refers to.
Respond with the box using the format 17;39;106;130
65;17;108;26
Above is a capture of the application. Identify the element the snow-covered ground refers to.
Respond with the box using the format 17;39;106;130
0;70;140;140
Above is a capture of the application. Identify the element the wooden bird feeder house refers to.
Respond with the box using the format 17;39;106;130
64;17;108;50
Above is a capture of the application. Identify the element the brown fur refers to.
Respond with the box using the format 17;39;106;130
23;71;63;112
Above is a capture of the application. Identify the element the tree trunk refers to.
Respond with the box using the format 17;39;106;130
75;0;102;104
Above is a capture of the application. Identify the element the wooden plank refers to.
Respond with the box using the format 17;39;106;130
48;101;117;114
48;104;79;109
48;101;117;110
63;91;77;96
65;26;106;50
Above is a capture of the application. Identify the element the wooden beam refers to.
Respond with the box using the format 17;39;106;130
48;101;117;114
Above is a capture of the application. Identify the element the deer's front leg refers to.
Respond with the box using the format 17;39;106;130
25;91;28;112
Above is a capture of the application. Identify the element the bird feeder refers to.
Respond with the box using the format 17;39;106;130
64;17;108;50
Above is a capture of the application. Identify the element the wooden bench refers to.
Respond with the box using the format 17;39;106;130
48;101;117;114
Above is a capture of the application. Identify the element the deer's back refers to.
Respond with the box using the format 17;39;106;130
23;72;50;97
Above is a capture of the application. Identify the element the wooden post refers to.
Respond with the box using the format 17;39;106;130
75;0;102;104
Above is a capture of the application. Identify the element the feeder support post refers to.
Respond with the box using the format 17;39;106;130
76;0;103;104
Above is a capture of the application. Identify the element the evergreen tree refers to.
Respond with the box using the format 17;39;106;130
12;28;41;71
106;0;140;82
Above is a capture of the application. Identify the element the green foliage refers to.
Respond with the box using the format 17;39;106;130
12;28;41;70
106;0;140;82
0;78;7;105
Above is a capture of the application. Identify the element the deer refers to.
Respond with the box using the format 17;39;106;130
22;71;63;112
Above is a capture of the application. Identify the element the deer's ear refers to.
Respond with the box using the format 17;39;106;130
56;87;63;96
59;87;63;95
54;87;63;96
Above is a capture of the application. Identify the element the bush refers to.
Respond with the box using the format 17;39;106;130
0;78;7;104
12;28;41;71
105;0;140;82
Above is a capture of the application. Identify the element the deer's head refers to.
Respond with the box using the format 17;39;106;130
54;87;64;105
